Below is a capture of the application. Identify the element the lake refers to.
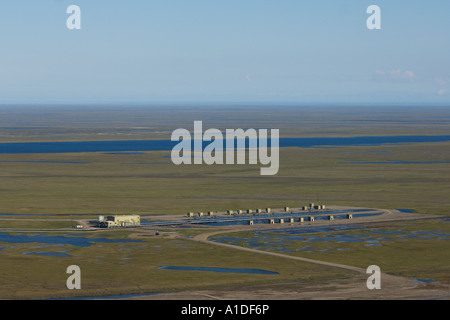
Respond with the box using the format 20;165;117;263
0;233;143;247
158;266;278;275
1;135;450;153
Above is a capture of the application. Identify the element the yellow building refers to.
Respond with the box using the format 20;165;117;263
99;215;140;228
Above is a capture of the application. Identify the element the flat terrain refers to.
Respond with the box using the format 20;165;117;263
0;105;449;300
127;209;450;300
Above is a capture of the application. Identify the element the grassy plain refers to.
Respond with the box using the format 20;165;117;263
1;105;450;142
0;142;448;216
214;219;450;283
0;232;355;299
0;105;449;299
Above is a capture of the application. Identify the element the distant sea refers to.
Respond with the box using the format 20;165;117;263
0;135;450;154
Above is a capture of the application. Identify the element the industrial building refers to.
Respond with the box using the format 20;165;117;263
98;215;140;228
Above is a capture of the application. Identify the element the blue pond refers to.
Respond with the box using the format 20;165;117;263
194;211;381;227
47;292;162;300
0;160;90;164
0;213;57;216
413;278;437;283
0;233;143;247
340;160;450;164
158;266;278;275
396;209;414;213
1;135;450;154
0;213;97;217
211;223;450;254
140;211;380;227
23;251;71;257
102;152;145;155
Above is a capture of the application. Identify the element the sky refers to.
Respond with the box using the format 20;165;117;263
0;0;449;105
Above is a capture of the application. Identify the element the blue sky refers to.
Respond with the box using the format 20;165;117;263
0;0;449;105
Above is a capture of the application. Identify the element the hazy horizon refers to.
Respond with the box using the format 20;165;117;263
1;1;449;105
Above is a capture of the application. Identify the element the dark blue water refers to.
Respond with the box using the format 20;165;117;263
0;160;90;164
0;140;173;154
396;209;414;213
341;160;450;164
0;213;56;216
0;213;95;216
211;223;450;254
255;224;365;235
23;251;71;257
158;266;278;275
413;278;437;283
140;210;379;227
279;135;450;148
195;212;380;227
102;152;145;155
0;233;143;247
1;135;450;153
123;162;168;165
47;292;162;300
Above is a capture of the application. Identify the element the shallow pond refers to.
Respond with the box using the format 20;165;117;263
0;233;143;247
0;233;144;257
48;292;162;300
169;210;381;227
211;222;450;253
158;266;278;275
23;251;72;257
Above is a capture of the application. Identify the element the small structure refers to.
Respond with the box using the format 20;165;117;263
266;208;271;213
187;212;194;218
329;215;334;221
256;209;262;214
310;216;315;222
279;219;284;224
227;210;233;215
289;218;294;223
237;210;243;215
247;209;253;214
269;219;275;224
302;206;308;211
347;214;353;219
198;212;203;217
208;211;214;217
284;206;290;212
249;220;254;225
300;217;304;223
309;203;315;209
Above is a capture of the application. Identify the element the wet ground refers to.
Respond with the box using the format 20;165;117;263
158;266;278;274
210;221;450;254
